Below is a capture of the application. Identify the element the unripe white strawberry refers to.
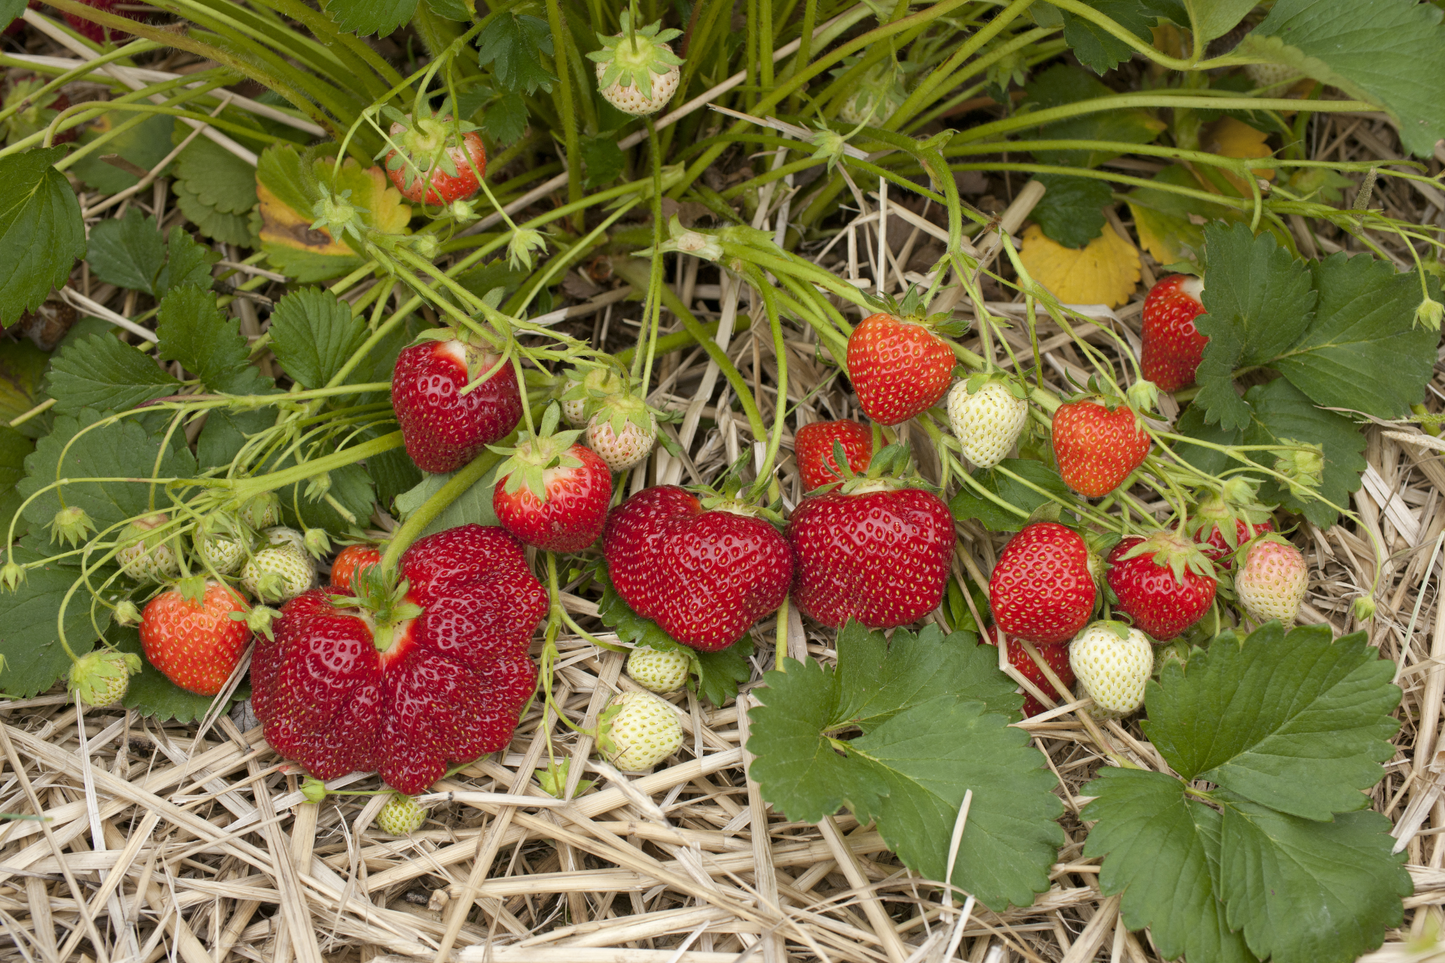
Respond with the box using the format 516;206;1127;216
1245;62;1299;89
238;492;282;530
262;526;307;554
588;13;685;117
597;691;684;771
117;513;181;583
68;649;142;709
240;544;316;603
586;395;657;472
376;793;427;835
1069;621;1153;718
560;367;625;427
946;378;1028;469
194;514;247;576
626;646;691;693
1235;538;1307;628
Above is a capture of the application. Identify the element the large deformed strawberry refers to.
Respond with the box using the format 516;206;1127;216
251;524;547;794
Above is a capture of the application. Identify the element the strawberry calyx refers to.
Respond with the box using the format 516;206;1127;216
331;566;424;657
1115;529;1217;584
586;13;684;103
591;390;657;437
559;365;627;425
379;108;481;181
492;405;587;502
67;648;142;708
862;286;968;338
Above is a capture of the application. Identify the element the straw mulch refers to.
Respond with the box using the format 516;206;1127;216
4;106;1445;963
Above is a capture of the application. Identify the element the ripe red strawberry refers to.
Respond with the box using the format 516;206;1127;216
988;522;1097;644
846;313;954;426
64;0;146;44
1106;531;1217;640
384;114;486;206
331;544;382;592
787;483;954;629
602;486;793;651
1051;400;1151;498
1199;517;1275;568
251;524;547;795
392;331;523;474
1140;275;1207;392
795;419;872;491
1186;483;1276;570
139;581;252;696
984;635;1075;718
494;437;612;553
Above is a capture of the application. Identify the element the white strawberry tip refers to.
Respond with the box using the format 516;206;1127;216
1177;275;1204;302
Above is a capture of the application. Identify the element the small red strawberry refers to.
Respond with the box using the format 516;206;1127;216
493;423;612;553
64;0;146;44
139;581;252;696
1140;275;1207;392
983;634;1075;718
846;309;955;426
988;522;1097;644
787;480;955;629
1106;531;1217;641
392;330;523;474
794;419;872;491
331;544;382;593
1185;481;1276;570
1051;399;1151;498
252;524;547;794
602;486;793;651
383;113;486;206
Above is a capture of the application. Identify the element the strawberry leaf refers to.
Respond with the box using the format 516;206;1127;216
476;14;556;95
1192;224;1316;432
594;565;752;707
948;458;1074;532
394;465;500;536
267;288;370;390
1144;624;1399;820
1240;377;1366;528
1051;0;1186;74
322;0;417;37
111;625;249;723
748;621;1061;910
0;147;87;328
0;551;109;698
1028;173;1111;249
1238;0;1445;158
45;333;185;414
156;286;273;397
1021;66;1165;169
86;208;166;296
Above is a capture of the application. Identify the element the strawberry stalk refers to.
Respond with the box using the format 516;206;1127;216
376;446;507;578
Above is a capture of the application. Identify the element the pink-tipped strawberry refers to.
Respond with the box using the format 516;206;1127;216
1235;536;1308;628
382;112;486;206
1051;398;1151;498
847;307;955;426
1140;275;1207;392
587;13;684;116
1106;531;1217;641
586;392;658;473
794;419;872;491
392;330;523;474
493;410;612;553
988;522;1097;644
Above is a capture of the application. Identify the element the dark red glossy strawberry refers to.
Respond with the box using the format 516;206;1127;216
1106;531;1216;640
983;634;1075;718
384;114;486;206
988;522;1096;644
1199;517;1275;568
787;483;955;629
392;330;523;474
251;524;547;795
846;312;954;426
494;435;612;553
795;419;872;491
64;0;146;43
1051;399;1151;498
602;486;793;651
1140;275;1207;392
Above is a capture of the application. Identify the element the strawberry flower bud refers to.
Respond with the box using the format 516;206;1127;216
1414;296;1443;331
114;600;142;625
300;776;328;804
1353;597;1377;621
303;528;331;559
49;505;95;548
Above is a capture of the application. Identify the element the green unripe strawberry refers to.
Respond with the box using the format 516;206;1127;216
1069;621;1153;718
67;649;142;708
376;793;427;835
239;493;282;530
240;544;315;603
117;513;181;583
626;646;691;694
194;515;247;576
597;691;684;770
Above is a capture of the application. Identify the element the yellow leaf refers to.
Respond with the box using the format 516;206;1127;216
257;182;353;258
1201;117;1275;193
1019;224;1140;308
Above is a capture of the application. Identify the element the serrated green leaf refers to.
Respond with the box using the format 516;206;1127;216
476;13;557;95
1021;65;1165;168
1241;377;1366;528
158;227;220;296
1272;253;1438;419
1186;0;1255;42
45;333;184;414
267;288;369;390
366;443;423;514
426;0;473;20
1143;624;1400;820
156;286;272;396
0;340;48;425
395;464;500;530
0;0;26;24
1058;0;1186;74
1220;801;1409;963
68;112;175;194
1193;224;1317;431
0;425;34;543
111;624;249;723
1084;768;1258;963
948;458;1072;532
1029;173;1112;249
582;135;625;188
748;622;1060;910
195;408;272;470
1172;402;1243;477
323;0;417;36
594;565;752;707
19;411;196;533
173;128;258;215
86;208;165;296
482;91;530;146
1239;0;1445;158
173;177;257;247
0;147;86;327
0;550;109;698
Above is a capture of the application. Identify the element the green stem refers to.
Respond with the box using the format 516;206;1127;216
378;448;504;577
545;0;585;231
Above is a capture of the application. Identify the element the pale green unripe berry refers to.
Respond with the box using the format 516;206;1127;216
626;647;692;694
